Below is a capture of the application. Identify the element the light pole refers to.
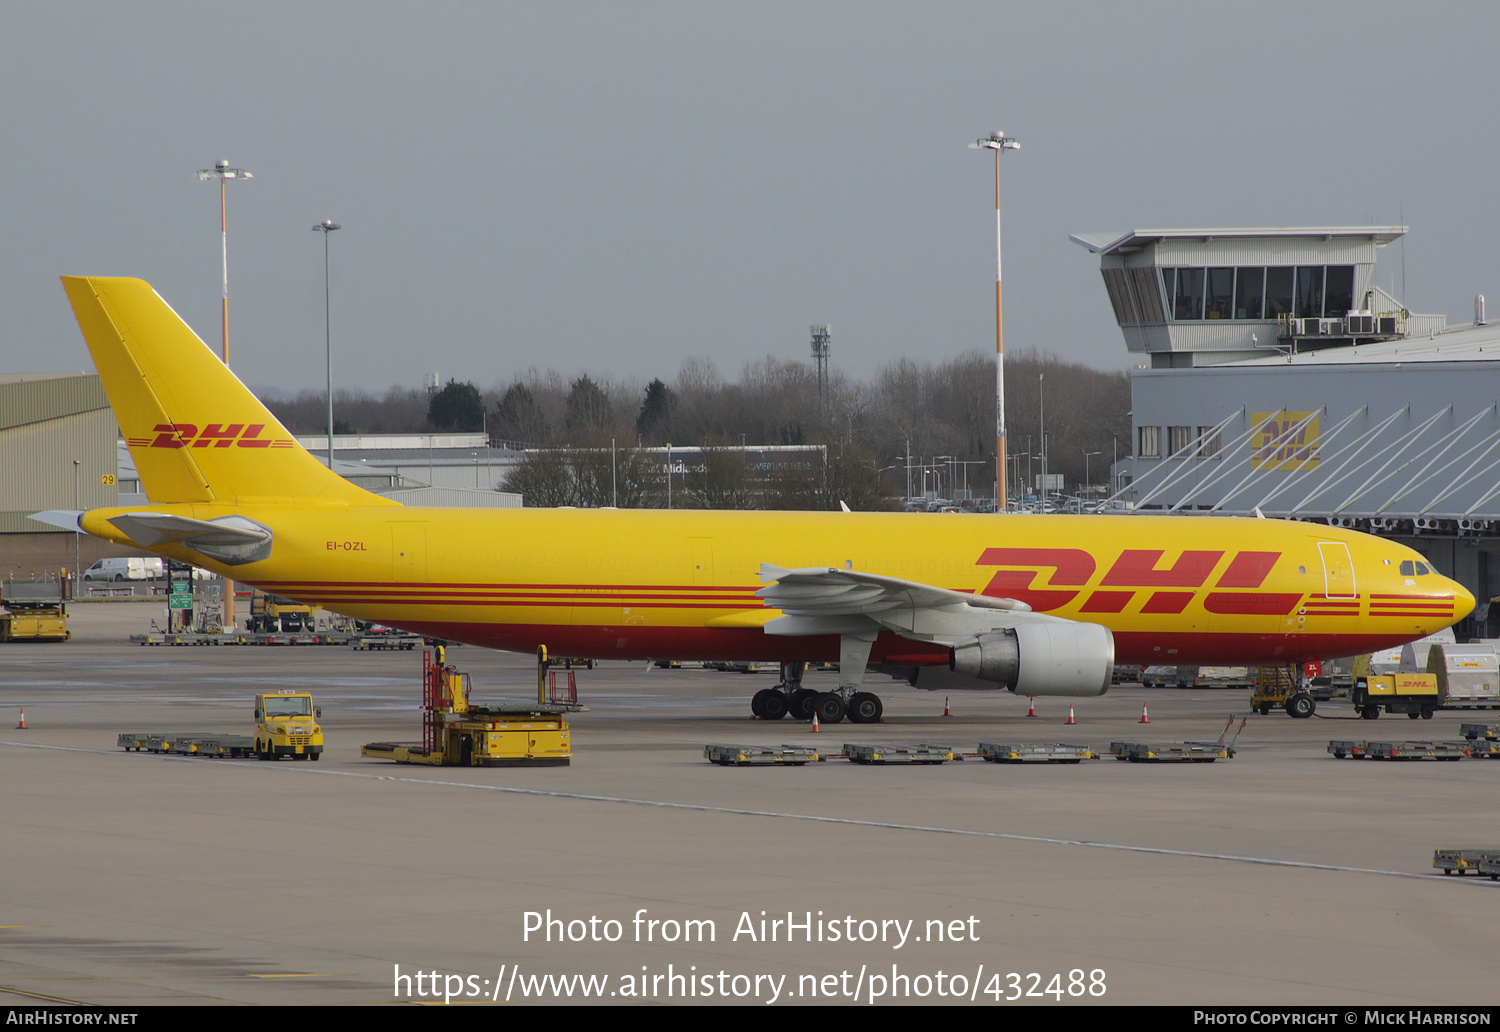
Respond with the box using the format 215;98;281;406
1112;435;1119;496
196;160;252;364
937;456;957;501
73;459;80;588
954;459;984;501
198;159;251;631
970;130;1020;508
1083;450;1101;493
311;221;341;469
1038;371;1047;507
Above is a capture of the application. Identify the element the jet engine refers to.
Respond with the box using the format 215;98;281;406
948;621;1114;697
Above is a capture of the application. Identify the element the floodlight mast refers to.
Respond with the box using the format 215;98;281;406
969;130;1019;508
195;159;251;632
312;221;342;470
196;159;253;364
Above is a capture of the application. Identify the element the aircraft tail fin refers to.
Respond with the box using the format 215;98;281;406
61;276;395;507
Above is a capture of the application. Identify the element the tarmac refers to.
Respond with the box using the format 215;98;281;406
2;601;1498;1007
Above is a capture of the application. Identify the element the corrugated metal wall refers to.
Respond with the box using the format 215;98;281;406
0;375;118;533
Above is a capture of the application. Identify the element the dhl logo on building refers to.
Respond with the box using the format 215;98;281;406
1251;411;1320;471
126;423;296;450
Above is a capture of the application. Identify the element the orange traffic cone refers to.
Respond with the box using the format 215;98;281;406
1065;704;1076;725
811;710;821;733
15;709;26;730
1139;702;1150;724
943;696;952;717
1026;697;1037;718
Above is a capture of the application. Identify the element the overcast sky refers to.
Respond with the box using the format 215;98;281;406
3;2;1496;397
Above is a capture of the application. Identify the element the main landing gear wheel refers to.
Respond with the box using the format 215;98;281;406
757;690;788;720
789;688;818;722
847;692;883;724
1285;693;1315;719
751;688;778;718
813;692;847;725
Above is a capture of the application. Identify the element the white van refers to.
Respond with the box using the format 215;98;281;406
82;557;165;582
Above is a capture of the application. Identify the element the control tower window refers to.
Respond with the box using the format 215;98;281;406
1205;268;1234;320
1295;266;1325;319
1152;264;1355;322
1325;265;1354;316
1265;267;1294;317
1235;267;1265;320
1173;268;1205;320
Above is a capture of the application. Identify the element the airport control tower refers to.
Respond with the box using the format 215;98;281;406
1069;227;1443;368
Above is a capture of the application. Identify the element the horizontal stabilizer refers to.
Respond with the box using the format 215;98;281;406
28;510;85;532
107;512;272;566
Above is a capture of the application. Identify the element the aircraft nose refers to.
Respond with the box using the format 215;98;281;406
1450;578;1476;623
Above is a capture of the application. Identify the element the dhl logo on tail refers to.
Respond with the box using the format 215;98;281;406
128;423;296;450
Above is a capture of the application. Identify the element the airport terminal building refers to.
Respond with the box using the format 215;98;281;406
1075;227;1500;636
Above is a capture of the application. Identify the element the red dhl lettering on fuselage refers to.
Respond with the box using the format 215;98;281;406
977;547;1304;616
126;423;295;449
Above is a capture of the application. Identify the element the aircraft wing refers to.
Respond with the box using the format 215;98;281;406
756;563;1030;617
757;563;1113;697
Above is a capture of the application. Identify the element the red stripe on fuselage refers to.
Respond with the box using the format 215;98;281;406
344;613;1428;669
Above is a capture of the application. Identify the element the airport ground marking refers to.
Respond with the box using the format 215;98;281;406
2;737;1487;884
0;984;84;1004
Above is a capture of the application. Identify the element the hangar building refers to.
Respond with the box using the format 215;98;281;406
0;373;130;580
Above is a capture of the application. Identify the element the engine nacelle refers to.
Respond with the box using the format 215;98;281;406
949;622;1114;697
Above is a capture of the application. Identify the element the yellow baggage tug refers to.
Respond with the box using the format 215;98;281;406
362;647;571;767
118;690;323;760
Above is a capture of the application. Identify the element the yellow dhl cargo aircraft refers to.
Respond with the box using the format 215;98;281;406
37;276;1473;724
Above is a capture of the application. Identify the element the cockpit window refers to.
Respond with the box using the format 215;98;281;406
1416;561;1431;576
1400;560;1414;576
